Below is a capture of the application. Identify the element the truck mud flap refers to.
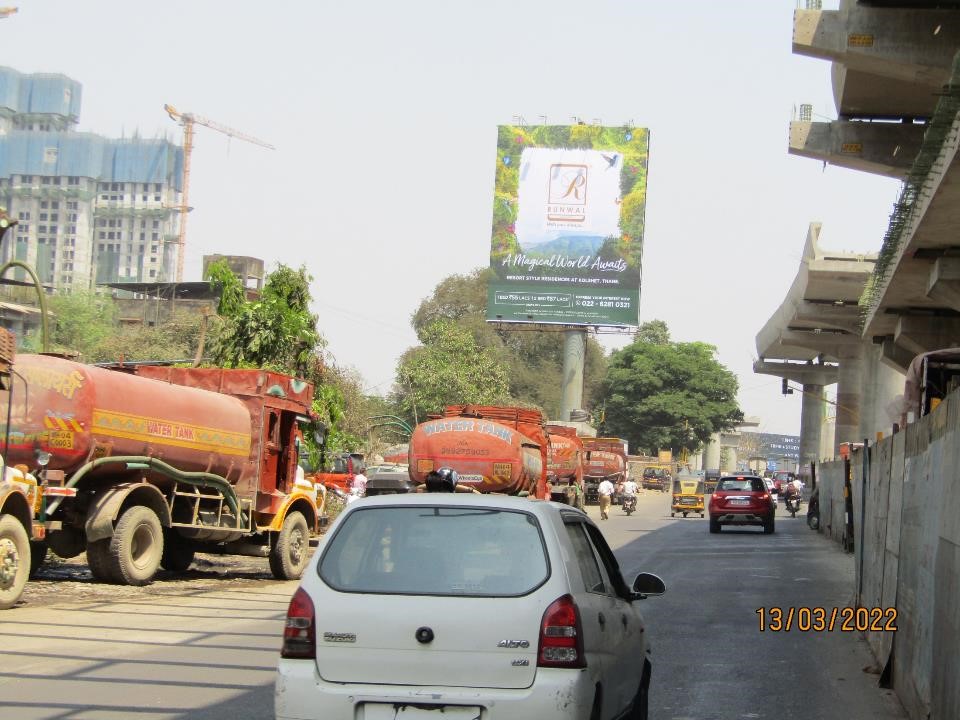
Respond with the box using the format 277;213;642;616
85;483;171;543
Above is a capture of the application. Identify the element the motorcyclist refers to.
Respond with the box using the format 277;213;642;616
621;476;639;512
783;477;802;513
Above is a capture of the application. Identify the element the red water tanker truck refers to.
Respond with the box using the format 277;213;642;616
408;405;551;499
546;424;586;509
580;437;629;504
0;354;324;586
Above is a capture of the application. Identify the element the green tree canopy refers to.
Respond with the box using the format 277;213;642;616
44;291;117;359
208;262;324;379
600;325;742;455
394;318;510;420
409;268;606;419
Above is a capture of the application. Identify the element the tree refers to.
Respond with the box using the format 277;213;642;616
394;319;510;420
208;262;324;379
634;319;670;346
93;311;202;363
409;268;607;418
43;292;117;359
600;330;742;455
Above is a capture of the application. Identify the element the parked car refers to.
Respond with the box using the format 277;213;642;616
708;474;776;534
641;466;670;491
364;466;416;496
275;493;666;720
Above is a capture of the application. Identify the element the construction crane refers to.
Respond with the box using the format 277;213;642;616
164;104;275;282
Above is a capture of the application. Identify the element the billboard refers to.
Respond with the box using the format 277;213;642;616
486;124;649;327
738;432;801;463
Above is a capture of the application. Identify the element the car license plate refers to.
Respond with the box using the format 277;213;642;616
363;705;481;719
729;498;750;506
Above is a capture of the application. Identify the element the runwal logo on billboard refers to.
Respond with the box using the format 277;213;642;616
515;147;623;258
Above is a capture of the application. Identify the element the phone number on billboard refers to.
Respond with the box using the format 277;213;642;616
576;299;630;308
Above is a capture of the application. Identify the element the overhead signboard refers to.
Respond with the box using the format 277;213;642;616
486;124;649;327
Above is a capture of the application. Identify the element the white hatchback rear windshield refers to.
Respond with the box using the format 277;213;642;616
318;506;550;596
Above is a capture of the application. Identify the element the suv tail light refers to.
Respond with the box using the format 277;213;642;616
538;594;586;668
281;588;316;659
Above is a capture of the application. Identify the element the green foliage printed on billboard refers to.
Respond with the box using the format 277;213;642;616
487;124;649;327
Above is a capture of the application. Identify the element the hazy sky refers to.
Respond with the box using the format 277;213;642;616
2;1;901;435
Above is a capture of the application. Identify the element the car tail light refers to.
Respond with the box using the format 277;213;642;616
281;588;316;659
538;594;585;668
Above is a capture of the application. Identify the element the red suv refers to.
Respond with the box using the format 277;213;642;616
709;475;775;534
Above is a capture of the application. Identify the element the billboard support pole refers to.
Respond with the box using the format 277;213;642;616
560;328;586;421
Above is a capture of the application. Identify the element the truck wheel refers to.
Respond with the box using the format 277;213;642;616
160;529;195;573
47;526;86;559
270;511;310;580
109;505;163;586
29;541;48;577
86;539;118;583
0;515;30;609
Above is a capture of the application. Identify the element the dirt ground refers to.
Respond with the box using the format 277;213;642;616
21;549;306;608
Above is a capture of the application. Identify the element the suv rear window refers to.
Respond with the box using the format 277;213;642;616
716;477;766;492
318;506;549;597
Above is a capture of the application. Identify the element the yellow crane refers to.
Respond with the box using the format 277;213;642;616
164;104;275;282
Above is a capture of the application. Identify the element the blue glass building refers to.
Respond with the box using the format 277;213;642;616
0;66;183;291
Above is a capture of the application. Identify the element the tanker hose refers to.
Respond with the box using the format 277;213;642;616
44;455;245;524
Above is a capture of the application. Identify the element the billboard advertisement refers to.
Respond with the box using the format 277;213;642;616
486;124;649;326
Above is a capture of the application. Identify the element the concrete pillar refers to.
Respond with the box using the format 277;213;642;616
704;434;721;470
800;383;824;480
836;347;863;452
723;447;738;473
560;329;585;421
859;342;905;441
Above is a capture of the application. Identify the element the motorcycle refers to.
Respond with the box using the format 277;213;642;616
623;495;637;516
784;491;801;518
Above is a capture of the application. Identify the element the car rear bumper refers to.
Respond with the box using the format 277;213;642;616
275;660;597;720
711;511;771;525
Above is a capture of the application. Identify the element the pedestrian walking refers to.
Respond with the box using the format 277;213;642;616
598;478;615;520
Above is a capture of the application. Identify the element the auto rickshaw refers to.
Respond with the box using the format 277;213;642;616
670;475;705;518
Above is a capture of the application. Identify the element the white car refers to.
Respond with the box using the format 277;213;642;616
275;493;666;720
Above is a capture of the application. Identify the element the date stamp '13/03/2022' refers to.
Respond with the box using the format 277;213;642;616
756;607;898;633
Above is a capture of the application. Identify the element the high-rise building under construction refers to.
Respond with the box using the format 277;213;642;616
0;66;183;292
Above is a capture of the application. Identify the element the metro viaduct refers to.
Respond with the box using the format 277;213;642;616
757;0;960;471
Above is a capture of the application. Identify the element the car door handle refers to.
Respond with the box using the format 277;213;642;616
598;612;606;626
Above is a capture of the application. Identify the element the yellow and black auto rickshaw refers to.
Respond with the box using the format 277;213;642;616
670;476;705;518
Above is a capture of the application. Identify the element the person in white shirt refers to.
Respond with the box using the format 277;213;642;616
621;478;639;497
597;478;615;520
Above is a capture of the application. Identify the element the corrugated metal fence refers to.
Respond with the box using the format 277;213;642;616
816;392;960;719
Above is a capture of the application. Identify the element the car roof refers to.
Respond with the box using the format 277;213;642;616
342;492;583;517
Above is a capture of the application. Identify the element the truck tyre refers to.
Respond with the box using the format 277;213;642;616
47;526;86;559
86;539;118;583
270;511;310;580
29;541;48;577
160;529;195;573
0;515;30;609
109;505;163;586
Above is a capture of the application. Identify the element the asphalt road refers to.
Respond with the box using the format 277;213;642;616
0;491;907;719
594;489;906;720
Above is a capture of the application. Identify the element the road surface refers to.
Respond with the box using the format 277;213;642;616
0;490;906;719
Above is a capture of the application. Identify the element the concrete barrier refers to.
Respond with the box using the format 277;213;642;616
814;391;960;720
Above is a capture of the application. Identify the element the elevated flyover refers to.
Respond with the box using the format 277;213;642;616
761;0;960;463
755;222;885;466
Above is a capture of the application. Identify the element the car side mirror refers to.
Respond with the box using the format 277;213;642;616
631;572;666;599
